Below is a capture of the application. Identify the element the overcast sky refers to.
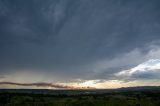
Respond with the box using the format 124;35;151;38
0;0;160;89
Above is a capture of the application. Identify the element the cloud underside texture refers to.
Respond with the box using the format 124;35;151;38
0;0;160;84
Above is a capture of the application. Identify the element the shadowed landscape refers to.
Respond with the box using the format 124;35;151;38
0;87;160;106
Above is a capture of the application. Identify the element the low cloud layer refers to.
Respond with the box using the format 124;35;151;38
0;82;95;89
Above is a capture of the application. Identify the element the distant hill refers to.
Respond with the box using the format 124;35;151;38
0;86;160;95
119;86;160;91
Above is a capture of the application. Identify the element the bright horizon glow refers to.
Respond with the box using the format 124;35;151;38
1;59;160;89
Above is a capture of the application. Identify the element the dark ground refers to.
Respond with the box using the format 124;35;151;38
0;86;160;106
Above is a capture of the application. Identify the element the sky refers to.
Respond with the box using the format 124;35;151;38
0;0;160;89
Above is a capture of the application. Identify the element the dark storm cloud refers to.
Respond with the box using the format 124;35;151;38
0;0;160;82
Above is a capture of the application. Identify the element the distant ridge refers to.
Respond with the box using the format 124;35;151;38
0;86;160;95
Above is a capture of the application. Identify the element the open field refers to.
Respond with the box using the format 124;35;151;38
0;87;160;106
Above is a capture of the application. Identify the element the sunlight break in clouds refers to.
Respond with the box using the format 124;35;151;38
116;59;160;80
